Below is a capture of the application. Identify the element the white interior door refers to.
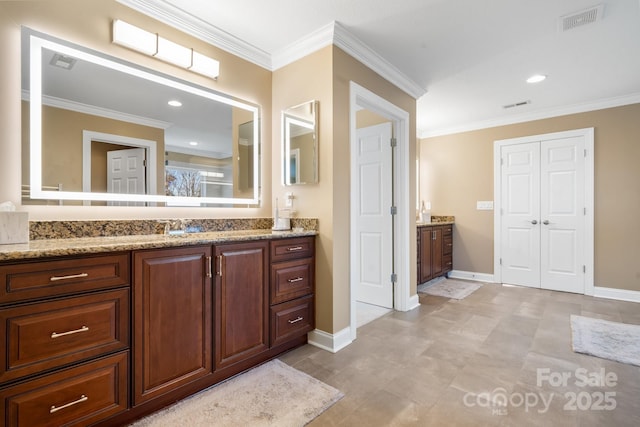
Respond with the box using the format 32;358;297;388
498;132;587;294
107;148;146;206
354;122;393;308
500;142;541;287
540;137;585;293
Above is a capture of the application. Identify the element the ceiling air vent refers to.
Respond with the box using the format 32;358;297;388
503;100;531;109
559;4;604;32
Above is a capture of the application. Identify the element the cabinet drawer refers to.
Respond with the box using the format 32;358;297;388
443;236;453;255
0;289;129;383
270;295;314;347
0;351;128;427
442;225;453;237
0;254;130;305
271;258;314;304
443;255;453;272
270;237;314;262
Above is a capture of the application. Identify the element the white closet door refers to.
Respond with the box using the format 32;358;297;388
540;137;585;293
500;142;541;288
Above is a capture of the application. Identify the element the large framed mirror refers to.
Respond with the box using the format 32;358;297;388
283;100;318;185
22;28;260;207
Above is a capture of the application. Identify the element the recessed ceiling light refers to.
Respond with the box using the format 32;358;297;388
527;74;547;83
189;141;198;146
168;100;182;107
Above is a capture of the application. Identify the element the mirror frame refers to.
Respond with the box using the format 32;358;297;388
25;29;261;206
282;100;318;186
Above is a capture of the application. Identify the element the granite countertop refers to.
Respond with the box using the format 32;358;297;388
417;215;455;227
0;229;317;262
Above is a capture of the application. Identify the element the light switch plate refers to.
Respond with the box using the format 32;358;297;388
476;201;494;210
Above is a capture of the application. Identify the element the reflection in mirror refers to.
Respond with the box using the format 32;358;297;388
283;101;318;185
21;28;260;207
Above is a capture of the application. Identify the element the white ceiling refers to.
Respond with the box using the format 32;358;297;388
121;0;640;137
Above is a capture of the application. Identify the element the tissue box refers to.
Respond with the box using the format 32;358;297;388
0;212;29;244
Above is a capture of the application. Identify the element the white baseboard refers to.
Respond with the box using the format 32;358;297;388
448;270;495;283
593;286;640;303
407;294;420;311
307;327;352;353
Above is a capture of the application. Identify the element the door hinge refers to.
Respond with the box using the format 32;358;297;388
390;137;397;147
143;159;147;167
390;273;397;283
390;206;397;215
501;157;504;166
584;149;587;157
583;265;586;273
584;207;586;215
500;258;502;265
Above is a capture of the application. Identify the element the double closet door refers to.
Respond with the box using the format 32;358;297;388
498;131;591;294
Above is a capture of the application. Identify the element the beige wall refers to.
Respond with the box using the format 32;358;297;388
272;46;417;334
420;103;640;292
272;46;335;332
1;0;271;220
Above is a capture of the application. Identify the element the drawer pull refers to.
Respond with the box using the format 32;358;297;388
50;395;88;414
287;277;304;283
286;246;303;252
288;316;304;324
49;273;89;282
51;325;89;339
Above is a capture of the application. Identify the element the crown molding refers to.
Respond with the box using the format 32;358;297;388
419;92;640;138
332;22;426;99
117;2;426;99
24;89;172;129
271;22;334;70
116;0;271;69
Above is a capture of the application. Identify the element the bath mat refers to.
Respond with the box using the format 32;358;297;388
571;315;640;366
418;278;482;300
130;359;343;426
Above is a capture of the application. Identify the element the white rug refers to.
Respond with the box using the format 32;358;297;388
417;277;482;300
571;315;640;366
130;359;343;426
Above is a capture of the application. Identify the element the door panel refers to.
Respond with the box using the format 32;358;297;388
500;142;540;287
354;123;393;308
540;137;585;293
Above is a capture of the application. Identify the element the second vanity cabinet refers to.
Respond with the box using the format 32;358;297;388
418;224;453;284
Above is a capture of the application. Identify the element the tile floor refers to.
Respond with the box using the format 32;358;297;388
280;281;640;426
356;301;393;328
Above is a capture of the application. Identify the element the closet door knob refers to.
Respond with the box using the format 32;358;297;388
543;220;550;225
531;220;538;225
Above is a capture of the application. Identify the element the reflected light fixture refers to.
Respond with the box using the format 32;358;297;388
168;100;182;107
527;74;547;83
112;19;220;79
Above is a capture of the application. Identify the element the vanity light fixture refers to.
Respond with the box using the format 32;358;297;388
112;19;220;79
526;74;547;83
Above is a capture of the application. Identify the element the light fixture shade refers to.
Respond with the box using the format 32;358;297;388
156;36;192;68
112;19;157;56
190;50;220;79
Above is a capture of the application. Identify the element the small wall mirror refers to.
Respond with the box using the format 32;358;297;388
283;100;318;185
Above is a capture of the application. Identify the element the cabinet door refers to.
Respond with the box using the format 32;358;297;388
432;226;444;277
419;228;433;283
214;241;269;370
133;246;212;405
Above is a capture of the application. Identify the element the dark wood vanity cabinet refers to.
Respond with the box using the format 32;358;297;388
213;240;269;371
132;246;213;405
418;224;453;284
0;254;130;427
270;237;315;347
0;234;315;426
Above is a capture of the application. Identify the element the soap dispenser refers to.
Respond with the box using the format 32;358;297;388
420;201;431;223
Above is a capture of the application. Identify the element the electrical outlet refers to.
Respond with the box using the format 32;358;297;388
476;201;494;210
285;192;293;207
